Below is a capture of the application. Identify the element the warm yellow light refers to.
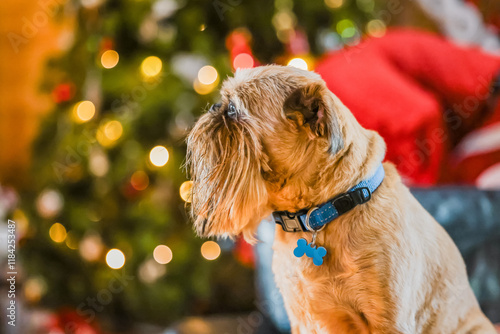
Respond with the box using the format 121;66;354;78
179;181;193;202
24;277;46;303
149;145;169;167
153;245;173;264
104;120;123;141
74;101;95;123
89;150;109;177
197;65;218;85
79;234;103;262
12;209;29;239
106;248;126;269
141;56;162;77
101;50;119;69
193;77;219;95
49;223;67;243
97;120;123;148
130;170;149;191
325;0;343;8
36;189;63;219
201;241;221;260
287;58;308;71
273;11;295;31
65;231;79;250
366;19;387;38
138;258;166;284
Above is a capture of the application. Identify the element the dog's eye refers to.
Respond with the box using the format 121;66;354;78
210;103;221;113
226;101;237;118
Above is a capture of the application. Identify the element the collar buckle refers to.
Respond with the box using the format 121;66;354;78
272;210;306;232
332;187;371;215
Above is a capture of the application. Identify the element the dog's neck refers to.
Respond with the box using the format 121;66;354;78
267;124;386;215
315;129;386;204
272;161;385;233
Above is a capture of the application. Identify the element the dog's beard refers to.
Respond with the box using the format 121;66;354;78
186;113;268;239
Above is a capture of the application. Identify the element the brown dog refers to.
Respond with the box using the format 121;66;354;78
186;65;496;333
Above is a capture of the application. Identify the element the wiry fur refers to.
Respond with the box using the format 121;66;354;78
186;65;496;333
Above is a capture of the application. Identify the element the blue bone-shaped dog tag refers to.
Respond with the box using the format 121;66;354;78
293;238;327;266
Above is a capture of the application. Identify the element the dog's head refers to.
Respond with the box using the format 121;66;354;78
186;65;367;241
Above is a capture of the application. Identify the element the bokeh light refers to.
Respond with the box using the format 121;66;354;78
24;277;47;304
287;58;308;70
81;0;103;9
197;65;218;85
193;78;218;95
104;120;123;141
12;209;29;239
179;181;193;202
149;145;169;167
101;50;119;69
36;189;64;219
89;149;109;177
139;258;166;284
49;223;67;243
106;249;126;269
153;245;173;264
65;231;79;250
130;170;149;191
73;101;95;123
325;0;343;9
336;19;357;39
79;234;103;262
233;53;254;70
97;120;123;147
201;241;221;260
366;19;387;38
141;56;162;77
272;11;295;31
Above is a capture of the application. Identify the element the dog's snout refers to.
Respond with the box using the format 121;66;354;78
209;103;222;113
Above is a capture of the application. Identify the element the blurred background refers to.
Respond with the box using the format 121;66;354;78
1;0;500;333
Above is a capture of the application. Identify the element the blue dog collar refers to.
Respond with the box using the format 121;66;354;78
273;163;385;232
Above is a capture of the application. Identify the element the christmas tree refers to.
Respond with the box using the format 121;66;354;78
17;0;386;329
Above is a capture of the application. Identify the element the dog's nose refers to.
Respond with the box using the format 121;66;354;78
209;103;222;113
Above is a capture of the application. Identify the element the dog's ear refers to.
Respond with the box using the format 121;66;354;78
284;83;343;154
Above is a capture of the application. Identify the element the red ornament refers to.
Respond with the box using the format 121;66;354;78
99;37;115;53
52;83;74;103
37;308;101;334
122;182;141;200
234;237;254;267
226;29;259;71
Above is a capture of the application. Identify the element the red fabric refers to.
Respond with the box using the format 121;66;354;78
315;29;500;185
